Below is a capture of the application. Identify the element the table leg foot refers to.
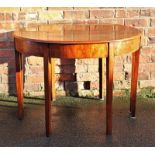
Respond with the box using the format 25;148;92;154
100;97;104;101
129;111;136;119
18;112;24;120
130;116;136;119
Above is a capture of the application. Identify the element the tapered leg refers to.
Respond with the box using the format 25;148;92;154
44;50;52;137
51;58;56;101
106;47;114;135
130;49;140;118
99;58;105;100
15;50;24;120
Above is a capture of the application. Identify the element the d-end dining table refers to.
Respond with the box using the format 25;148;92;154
13;23;141;137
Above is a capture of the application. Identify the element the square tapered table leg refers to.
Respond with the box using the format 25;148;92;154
130;49;140;118
106;47;114;135
15;50;24;120
44;49;52;137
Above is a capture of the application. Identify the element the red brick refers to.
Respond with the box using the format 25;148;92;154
139;63;150;73
0;13;4;20
140;47;152;63
140;9;150;16
151;55;155;62
147;27;155;36
150;9;155;17
115;56;124;64
126;9;140;18
148;37;155;44
0;58;15;66
0;41;14;49
64;10;89;19
115;64;124;73
139;72;150;80
0;33;7;41
0;50;14;57
151;48;155;62
115;9;126;18
114;72;125;81
90;9;114;19
90;81;99;89
150;72;155;80
140;51;151;63
150;18;155;26
5;13;12;20
125;18;149;27
18;12;26;20
26;76;44;83
8;67;16;74
150;63;155;72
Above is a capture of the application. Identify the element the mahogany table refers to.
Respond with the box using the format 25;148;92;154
13;24;141;137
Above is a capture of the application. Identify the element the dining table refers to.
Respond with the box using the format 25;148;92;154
13;23;141;137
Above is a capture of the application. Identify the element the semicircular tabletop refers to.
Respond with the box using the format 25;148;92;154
13;24;141;44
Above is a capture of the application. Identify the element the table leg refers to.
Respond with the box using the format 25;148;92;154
99;58;104;100
51;58;56;101
15;50;24;120
130;49;140;118
106;48;114;135
44;50;52;137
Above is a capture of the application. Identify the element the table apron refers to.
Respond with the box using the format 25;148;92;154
50;44;108;58
111;37;141;56
14;36;140;58
14;38;108;58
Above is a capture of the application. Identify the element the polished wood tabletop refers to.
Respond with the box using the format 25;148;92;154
14;24;140;44
13;23;141;137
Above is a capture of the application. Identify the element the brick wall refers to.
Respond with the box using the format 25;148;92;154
0;7;155;97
